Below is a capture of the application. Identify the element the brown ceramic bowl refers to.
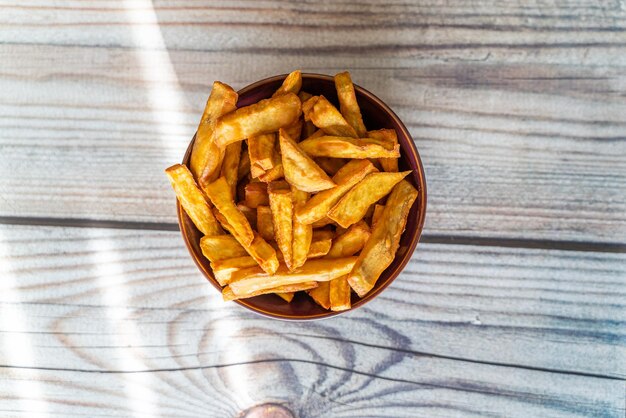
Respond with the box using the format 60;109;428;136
177;73;427;320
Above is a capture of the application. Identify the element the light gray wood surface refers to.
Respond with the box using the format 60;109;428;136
1;1;625;417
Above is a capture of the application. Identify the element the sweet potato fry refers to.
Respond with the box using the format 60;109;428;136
236;203;257;229
273;70;302;97
371;204;385;229
303;96;358;138
256;205;275;241
222;280;317;301
190;82;238;184
368;129;399;172
326;220;370;258
211;256;259;286
328;171;411;228
268;184;294;269
330;275;351;311
348;180;418;297
204;177;254;245
238;149;251;180
229;257;357;296
334;71;366;137
220;141;242;198
299;136;400;159
248;133;276;172
307;237;332;258
200;235;247;263
291;187;312;269
214;93;301;147
308;281;330;309
295;159;377;224
165;164;223;236
314;157;346;176
278;128;336;193
244;182;269;208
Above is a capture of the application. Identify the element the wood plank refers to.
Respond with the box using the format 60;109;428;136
1;224;624;380
1;42;625;242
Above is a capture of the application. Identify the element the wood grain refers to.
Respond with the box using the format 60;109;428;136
0;1;625;243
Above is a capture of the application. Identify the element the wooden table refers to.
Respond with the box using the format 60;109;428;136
1;1;625;417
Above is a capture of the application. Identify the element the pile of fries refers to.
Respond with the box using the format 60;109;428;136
166;70;418;311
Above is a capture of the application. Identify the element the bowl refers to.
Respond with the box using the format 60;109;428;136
177;73;427;320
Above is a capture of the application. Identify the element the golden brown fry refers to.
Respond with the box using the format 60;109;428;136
326;220;370;258
204;177;254;245
299;136;400;159
190;82;238;184
165;164;223;236
307;237;332;258
334;71;367;137
312;229;334;241
229;257;357;296
238;149;251;181
222;281;317;301
330;275;351;311
248;133;276;171
268;184;294;269
236;203;257;229
315;157;346;176
258;149;284;182
291;187;312;269
295;159;377;225
368;129;399;172
273;70;302;97
303;96;358;138
220;141;242;198
305;129;324;140
308;281;330;309
214;93;301;148
371;204;385;229
256;205;275;241
200;235;247;263
311;217;335;228
211;256;259;286
348;180;418;297
278;128;336;193
284;118;303;143
328;171;411;228
244;182;269;208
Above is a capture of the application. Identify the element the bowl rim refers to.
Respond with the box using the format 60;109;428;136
177;72;427;321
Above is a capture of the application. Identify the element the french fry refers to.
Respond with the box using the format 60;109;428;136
299;136;400;159
214;93;301;148
312;229;334;241
236;203;257;229
229;257;357;296
258;149;284;182
273;70;302;97
278;128;336;193
204;177;254;245
307;237;332;258
330;276;351;311
268;183;294;269
211;256;259;286
368;129;399;172
190;82;238;184
328;171;411;228
295;159;377;224
348;180;418;297
222;280;317;301
220;141;242;198
200;235;247;263
371;204;385;229
311;217;336;228
248;133;276;172
303;96;358;138
284;118;303;142
315;157;346;176
308;281;330;309
256;205;275;241
165;164;223;236
244;182;269;208
326;220;370;258
291;187;312;269
334;71;367;137
305;129;325;140
238;149;251;180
